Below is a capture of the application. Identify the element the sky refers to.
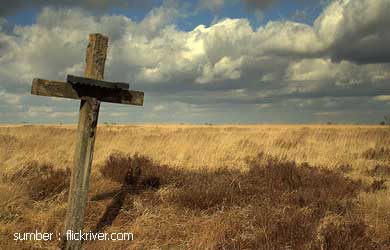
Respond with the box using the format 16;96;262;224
0;0;389;124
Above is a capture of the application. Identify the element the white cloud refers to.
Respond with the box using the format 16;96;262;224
25;105;77;118
0;90;22;104
108;112;129;117
314;0;347;46
255;21;323;55
313;111;344;116
256;103;271;108
49;111;77;118
374;96;390;102
153;104;166;111
196;56;243;84
286;58;390;86
27;106;53;117
229;88;247;96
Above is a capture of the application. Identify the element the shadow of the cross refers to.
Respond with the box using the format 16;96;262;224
91;158;161;233
92;186;133;233
83;152;387;250
90;190;121;202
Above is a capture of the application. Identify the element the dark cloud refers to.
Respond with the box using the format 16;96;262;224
0;0;154;17
0;40;8;56
329;20;390;64
323;0;390;64
331;37;390;64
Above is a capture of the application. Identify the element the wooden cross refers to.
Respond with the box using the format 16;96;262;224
31;33;144;250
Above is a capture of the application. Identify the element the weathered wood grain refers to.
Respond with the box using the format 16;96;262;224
32;78;78;99
61;33;105;250
84;33;108;80
31;78;144;106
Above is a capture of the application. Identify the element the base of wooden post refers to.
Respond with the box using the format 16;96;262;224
60;98;100;250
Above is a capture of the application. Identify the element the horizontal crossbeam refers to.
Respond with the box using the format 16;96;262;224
31;78;144;106
67;75;129;90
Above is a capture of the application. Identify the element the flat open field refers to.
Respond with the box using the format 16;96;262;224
1;125;390;249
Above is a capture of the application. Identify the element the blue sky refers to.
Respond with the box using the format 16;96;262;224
0;0;390;124
5;0;325;29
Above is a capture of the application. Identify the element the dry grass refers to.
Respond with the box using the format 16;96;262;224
0;124;389;249
4;161;70;201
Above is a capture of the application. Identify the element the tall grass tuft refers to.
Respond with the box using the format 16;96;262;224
7;161;70;200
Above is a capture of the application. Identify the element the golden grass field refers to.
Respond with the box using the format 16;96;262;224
0;124;389;249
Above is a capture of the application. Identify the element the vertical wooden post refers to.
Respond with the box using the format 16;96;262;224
61;34;108;250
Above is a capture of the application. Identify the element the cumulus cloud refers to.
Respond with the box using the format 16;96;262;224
0;0;390;123
314;0;390;63
196;56;243;84
286;59;390;86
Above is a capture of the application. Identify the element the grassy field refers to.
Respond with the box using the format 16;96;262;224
0;124;389;249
